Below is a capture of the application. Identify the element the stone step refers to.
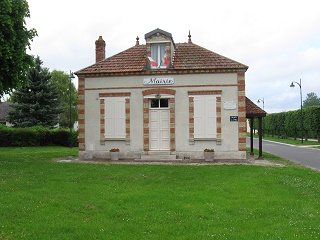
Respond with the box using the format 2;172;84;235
134;158;183;162
139;154;177;160
136;151;181;161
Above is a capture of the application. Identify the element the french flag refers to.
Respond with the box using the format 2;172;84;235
163;53;169;67
148;56;158;67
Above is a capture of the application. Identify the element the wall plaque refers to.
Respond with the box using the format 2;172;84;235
230;116;238;122
143;77;174;85
224;101;237;110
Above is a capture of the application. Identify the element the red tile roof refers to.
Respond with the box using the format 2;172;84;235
173;43;247;70
246;97;267;118
77;45;147;74
76;42;248;76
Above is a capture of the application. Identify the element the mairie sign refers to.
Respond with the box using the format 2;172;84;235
143;77;174;85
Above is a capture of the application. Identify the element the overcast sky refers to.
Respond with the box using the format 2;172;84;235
25;0;320;113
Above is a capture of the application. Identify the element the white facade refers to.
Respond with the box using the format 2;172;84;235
80;72;246;160
76;29;248;161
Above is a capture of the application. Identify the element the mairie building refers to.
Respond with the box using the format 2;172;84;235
75;28;251;161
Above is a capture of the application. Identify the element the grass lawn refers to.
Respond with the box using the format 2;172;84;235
1;147;320;239
248;133;320;146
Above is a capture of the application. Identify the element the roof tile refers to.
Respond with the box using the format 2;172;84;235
173;43;248;70
76;42;248;75
246;97;267;117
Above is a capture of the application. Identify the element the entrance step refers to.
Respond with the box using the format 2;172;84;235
135;151;182;161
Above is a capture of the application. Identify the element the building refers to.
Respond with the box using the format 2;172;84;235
75;28;250;161
0;102;12;126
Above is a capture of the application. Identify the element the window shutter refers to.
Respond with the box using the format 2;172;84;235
104;97;126;138
114;98;126;138
194;96;204;138
193;95;217;138
206;96;217;138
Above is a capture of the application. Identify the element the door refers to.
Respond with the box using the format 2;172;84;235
149;99;170;150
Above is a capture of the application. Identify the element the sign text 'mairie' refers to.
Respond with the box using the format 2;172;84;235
143;77;174;85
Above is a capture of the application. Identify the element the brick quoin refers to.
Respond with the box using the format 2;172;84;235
238;85;245;91
78;77;85;151
238;106;246;112
237;72;245;78
238;117;246;122
239;127;247;133
237;72;246;152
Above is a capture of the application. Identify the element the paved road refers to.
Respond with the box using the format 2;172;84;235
246;137;320;171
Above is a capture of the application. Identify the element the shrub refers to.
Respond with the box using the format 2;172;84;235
11;128;39;146
52;129;78;147
52;129;71;147
0;126;78;147
0;125;13;147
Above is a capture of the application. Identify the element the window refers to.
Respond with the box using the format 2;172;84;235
104;97;126;138
151;44;167;68
193;95;217;138
150;99;169;108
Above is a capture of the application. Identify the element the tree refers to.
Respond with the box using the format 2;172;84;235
50;70;78;128
7;56;61;128
0;0;37;97
303;92;320;108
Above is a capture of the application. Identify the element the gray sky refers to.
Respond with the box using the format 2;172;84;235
25;0;320;113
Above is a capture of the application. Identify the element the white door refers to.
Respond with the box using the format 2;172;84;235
149;109;170;150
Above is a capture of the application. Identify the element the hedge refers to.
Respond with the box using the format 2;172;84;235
253;106;320;142
0;125;78;147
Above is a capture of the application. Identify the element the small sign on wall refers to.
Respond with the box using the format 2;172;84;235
143;77;174;85
230;116;238;122
224;101;237;110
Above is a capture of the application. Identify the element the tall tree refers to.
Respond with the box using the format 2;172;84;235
303;92;320;108
0;0;37;97
50;70;78;128
7;56;61;128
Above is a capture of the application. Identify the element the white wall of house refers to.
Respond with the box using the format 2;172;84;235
81;72;245;160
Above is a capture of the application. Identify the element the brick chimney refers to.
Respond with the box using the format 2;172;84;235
95;36;106;63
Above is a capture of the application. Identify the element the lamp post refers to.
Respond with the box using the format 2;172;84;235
290;79;303;144
257;98;265;110
69;70;75;148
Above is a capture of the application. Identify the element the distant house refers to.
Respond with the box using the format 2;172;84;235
75;28;265;161
0;102;12;126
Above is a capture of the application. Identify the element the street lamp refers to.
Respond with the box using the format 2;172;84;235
69;70;75;148
290;79;303;144
257;98;265;110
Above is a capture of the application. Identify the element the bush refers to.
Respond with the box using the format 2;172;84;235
52;129;78;147
11;128;39;146
31;126;53;146
0;125;13;147
52;129;70;147
0;126;78;147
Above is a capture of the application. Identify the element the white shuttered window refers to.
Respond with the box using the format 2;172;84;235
104;97;126;138
194;95;217;138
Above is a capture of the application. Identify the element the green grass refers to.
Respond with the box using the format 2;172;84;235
1;147;320;239
248;133;320;146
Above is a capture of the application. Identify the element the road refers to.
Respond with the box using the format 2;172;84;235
246;137;320;171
